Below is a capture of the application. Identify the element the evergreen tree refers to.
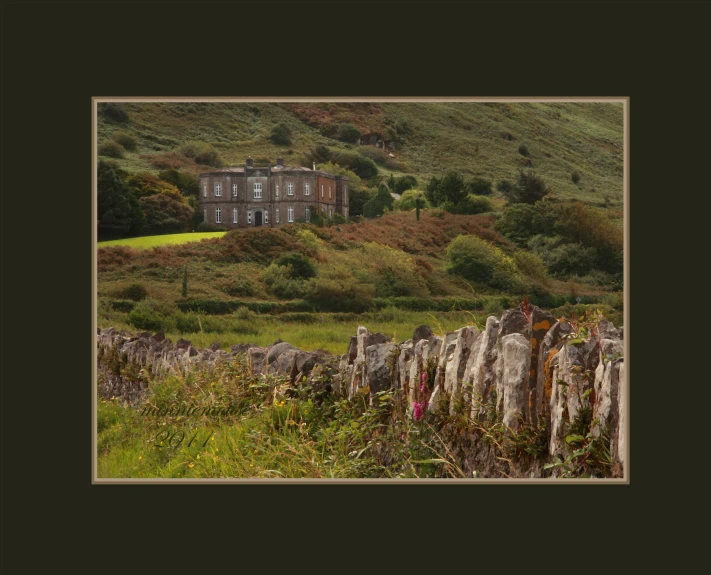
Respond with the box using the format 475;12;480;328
97;160;145;240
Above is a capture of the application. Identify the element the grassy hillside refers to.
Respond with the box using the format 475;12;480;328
97;101;623;206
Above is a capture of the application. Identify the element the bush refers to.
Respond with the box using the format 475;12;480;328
501;170;551;204
275;252;317;279
446;234;523;290
394;189;429;211
128;300;167;331
571;171;581;184
269;123;293;146
139;194;194;235
262;263;310;299
363;184;394;218
220;278;255;297
197;221;227;232
467;177;493;196
109;300;136;313
100;103;129;123
179;141;222;167
528;235;598;277
452;194;492;215
158;169;200;196
337;123;361;143
113;131;137;151
305;277;375;313
495;202;557;245
518;143;529;156
112;282;149;301
357;242;429;298
393;175;418;194
425;171;466;207
512;251;549;282
98;141;125;158
331;151;379;179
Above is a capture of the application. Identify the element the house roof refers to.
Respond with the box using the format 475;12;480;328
200;165;346;179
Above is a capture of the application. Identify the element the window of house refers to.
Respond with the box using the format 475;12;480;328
305;207;310;222
329;208;333;217
276;184;279;197
203;208;207;221
215;183;221;196
305;183;310;196
288;206;294;222
276;208;279;223
248;211;252;225
232;184;238;197
233;208;238;223
254;183;262;199
321;184;324;197
264;211;268;224
288;183;294;196
203;185;207;198
215;207;222;223
329;185;332;199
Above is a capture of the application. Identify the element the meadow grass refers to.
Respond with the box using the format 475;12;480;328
98;232;227;249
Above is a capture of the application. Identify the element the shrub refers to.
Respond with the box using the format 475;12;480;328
337;123;361;143
158;169;200;196
113;131;137;151
100;103;129;123
495;202;557;246
234;306;256;321
98;141;125;158
394;189;429;211
501;170;551;205
220;277;255;297
139;194;194;235
112;282;149;301
518;143;529;156
197;221;227;232
174;312;201;333
363;184;394;218
275;252;316;279
452;194;492;215
528;235;598;277
571;171;581;184
425;171;466;207
512;250;549;282
179;141;222;167
262;263;310;299
128;300;167;331
305;277;375;313
357;242;429;298
109;300;136;313
269;123;293;146
446;235;523;290
393;175;418;194
331;151;379;179
467;177;493;196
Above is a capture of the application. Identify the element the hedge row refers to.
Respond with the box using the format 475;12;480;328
177;299;313;315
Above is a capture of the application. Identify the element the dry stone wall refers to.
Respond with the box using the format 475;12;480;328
97;302;625;476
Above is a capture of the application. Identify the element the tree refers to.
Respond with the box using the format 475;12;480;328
139;194;193;235
467;177;493;196
425;171;466;209
394;175;418;194
446;235;522;290
269;123;292;146
337;123;361;143
97;160;145;240
394;189;428;211
501;170;551;204
363;184;394;218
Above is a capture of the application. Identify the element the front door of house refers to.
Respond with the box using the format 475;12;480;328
254;211;263;227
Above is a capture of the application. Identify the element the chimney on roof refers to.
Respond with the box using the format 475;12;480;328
246;157;253;168
276;156;284;168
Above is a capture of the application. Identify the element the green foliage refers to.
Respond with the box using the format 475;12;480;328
356;243;429;298
495;202;557;245
348;187;376;217
330;150;379;179
113;282;149;302
220;277;255;297
448;194;492;215
128;299;167;331
179;141;222;167
97;160;145;240
425;171;466;208
158;169;200;197
262;263;311;299
98;141;125;158
113;130;137;151
512;250;549;283
269;123;293;146
100;103;129;123
139;194;194;235
275;252;317;280
467;177;493;196
393;189;429;211
528;235;598;277
501;170;551;204
446;235;524;290
197;221;227;232
518;143;529;156
127;172;185;200
337;123;361;143
363;184;394;218
393;175;418;194
571;171;581;184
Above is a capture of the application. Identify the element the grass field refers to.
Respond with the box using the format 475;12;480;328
98;232;226;249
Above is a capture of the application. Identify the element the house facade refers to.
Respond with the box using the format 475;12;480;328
199;157;349;229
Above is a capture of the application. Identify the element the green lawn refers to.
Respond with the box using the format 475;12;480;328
98;232;226;250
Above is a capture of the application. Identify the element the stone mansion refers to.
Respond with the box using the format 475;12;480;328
199;157;349;229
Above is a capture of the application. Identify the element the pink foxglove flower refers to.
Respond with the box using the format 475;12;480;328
413;401;424;421
421;372;428;393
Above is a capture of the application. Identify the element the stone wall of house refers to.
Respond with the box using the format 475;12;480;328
97;303;625;477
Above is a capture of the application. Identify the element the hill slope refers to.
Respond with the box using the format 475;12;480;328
97;101;623;206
